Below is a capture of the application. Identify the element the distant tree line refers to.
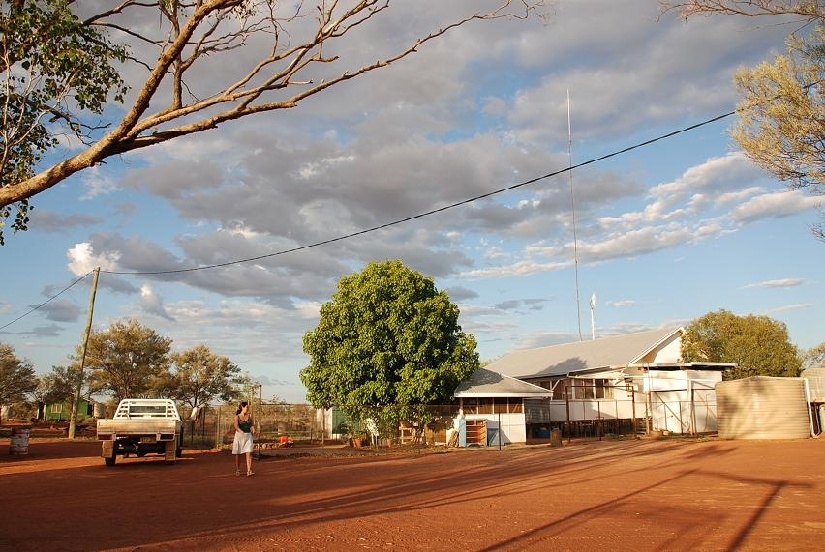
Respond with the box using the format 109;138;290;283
0;318;248;422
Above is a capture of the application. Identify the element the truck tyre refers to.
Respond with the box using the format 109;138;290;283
105;451;116;466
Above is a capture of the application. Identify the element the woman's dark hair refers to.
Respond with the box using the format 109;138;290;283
236;401;249;415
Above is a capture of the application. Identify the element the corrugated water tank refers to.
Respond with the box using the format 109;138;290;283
716;376;811;440
801;367;825;402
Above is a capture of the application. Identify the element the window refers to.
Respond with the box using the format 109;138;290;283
551;379;568;400
493;398;523;413
566;379;614;400
595;379;613;399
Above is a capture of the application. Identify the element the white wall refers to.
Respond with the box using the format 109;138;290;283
539;370;721;434
463;412;527;444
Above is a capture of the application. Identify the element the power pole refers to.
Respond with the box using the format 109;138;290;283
68;267;100;440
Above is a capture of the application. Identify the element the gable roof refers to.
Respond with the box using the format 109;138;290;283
486;327;683;380
454;367;554;398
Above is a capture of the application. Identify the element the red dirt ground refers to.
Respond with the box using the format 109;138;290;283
1;436;824;551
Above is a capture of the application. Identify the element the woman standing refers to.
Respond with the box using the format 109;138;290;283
232;401;255;476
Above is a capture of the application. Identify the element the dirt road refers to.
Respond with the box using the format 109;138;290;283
1;437;823;551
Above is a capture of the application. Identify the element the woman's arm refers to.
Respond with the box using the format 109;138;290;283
233;414;240;432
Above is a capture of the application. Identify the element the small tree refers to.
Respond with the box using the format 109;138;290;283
681;309;801;379
82;318;172;402
163;344;244;409
30;365;83;419
301;259;478;431
0;342;37;422
802;342;825;369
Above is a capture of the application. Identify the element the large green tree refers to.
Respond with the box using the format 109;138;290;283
681;309;801;379
157;344;244;409
0;0;128;244
81;318;172;402
0;343;37;419
0;0;542;244
300;259;478;426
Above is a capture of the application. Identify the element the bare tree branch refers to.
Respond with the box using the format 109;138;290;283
0;0;545;209
659;0;825;21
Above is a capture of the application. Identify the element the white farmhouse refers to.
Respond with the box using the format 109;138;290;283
481;327;734;438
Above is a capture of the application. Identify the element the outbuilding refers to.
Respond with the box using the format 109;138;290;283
452;367;553;445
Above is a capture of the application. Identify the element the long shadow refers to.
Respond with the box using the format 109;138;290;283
1;438;817;551
112;442;742;547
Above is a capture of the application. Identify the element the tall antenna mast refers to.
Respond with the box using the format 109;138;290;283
567;89;583;341
590;292;596;340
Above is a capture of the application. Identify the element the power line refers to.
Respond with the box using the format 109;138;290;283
0;271;92;332
103;109;737;276
1;108;739;330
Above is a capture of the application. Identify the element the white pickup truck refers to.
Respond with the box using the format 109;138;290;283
96;398;184;466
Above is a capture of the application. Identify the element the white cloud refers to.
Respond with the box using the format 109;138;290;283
67;243;121;275
139;285;174;321
744;278;808;289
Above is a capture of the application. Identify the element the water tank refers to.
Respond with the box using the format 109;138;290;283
717;376;811;439
801;367;825;402
93;402;106;418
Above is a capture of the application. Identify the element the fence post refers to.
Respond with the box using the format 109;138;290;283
564;384;571;444
215;406;221;450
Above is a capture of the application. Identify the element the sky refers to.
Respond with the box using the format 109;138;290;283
2;1;823;404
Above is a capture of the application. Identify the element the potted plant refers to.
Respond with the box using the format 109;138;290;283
350;427;370;448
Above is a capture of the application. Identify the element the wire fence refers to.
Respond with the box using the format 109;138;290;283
180;403;322;449
177;393;720;451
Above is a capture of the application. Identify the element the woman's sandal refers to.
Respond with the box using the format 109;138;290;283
247;471;255;477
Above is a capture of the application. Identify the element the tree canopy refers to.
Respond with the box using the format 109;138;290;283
0;0;129;244
82;318;172;403
802;341;825;369
300;259;478;425
730;26;825;239
661;1;825;240
0;0;543;244
0;342;37;409
160;344;245;408
32;365;81;408
681;309;801;379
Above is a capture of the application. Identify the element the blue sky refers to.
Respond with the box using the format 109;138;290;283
2;1;823;403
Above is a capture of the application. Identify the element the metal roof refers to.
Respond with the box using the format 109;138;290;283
454;367;554;398
485;327;685;379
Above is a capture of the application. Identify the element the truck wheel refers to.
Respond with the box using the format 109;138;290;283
105;452;116;466
176;447;182;458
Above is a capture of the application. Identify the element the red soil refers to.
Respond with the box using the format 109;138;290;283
1;436;823;551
